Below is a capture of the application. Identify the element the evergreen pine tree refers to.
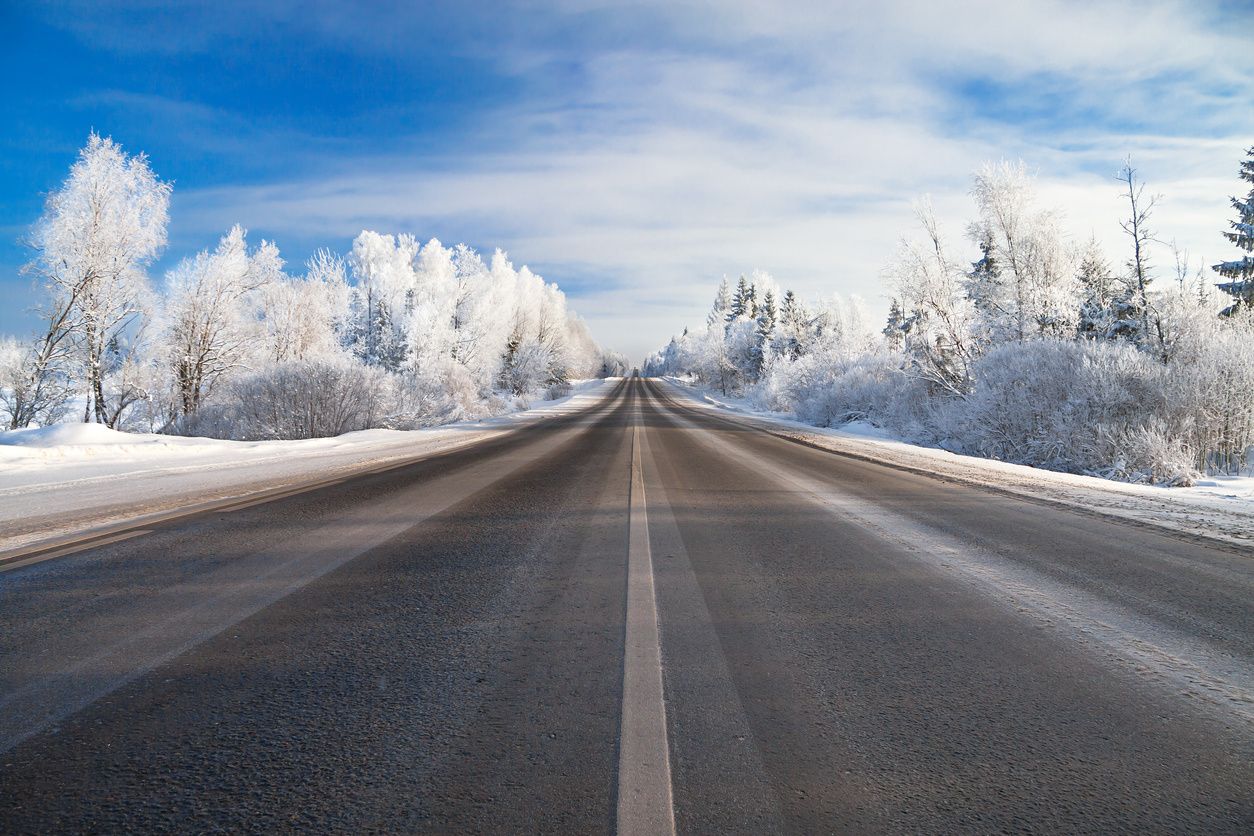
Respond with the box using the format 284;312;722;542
883;298;907;351
727;275;750;322
707;279;732;328
751;291;776;376
965;232;1004;342
1213;146;1254;315
779;289;803;358
1076;237;1140;341
372;300;408;372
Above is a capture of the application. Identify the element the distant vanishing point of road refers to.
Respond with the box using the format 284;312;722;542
1;377;1251;832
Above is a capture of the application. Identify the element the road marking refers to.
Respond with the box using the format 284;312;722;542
617;415;676;836
0;529;152;574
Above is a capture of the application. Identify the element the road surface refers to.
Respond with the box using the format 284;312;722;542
1;377;1251;832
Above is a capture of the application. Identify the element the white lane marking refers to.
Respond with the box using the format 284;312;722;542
617;414;677;836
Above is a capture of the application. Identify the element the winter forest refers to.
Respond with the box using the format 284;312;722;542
0;135;625;440
646;151;1254;485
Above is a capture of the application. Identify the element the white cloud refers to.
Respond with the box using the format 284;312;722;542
86;0;1252;359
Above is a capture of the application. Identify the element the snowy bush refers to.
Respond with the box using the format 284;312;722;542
655;267;1254;485
198;358;390;440
386;361;492;429
546;381;572;400
762;349;913;429
956;340;1190;481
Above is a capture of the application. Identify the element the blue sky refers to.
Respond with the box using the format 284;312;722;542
2;0;1252;359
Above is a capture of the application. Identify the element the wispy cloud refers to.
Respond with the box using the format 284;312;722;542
11;0;1254;357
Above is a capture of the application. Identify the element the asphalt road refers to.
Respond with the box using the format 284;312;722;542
1;376;1251;833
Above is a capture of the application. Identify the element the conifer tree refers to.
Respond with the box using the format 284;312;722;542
751;290;777;376
1076;237;1139;341
883;298;908;352
964;233;1002;343
779;289;805;359
1213;146;1254;315
707;278;732;328
727;275;750;321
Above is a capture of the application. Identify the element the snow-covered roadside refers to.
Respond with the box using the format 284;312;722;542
657;377;1254;551
0;379;620;555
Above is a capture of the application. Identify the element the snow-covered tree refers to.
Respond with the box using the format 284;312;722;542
346;231;417;371
259;249;351;365
1076;236;1140;341
777;289;807;359
889;199;976;396
448;242;506;388
24;133;170;424
1118;160;1167;358
707;278;732;329
727;275;751;323
751;290;777;376
1213;146;1254;315
882;297;908;352
966;160;1079;343
163;225;282;421
0;334;75;429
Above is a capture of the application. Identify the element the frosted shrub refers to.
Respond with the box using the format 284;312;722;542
758;345;934;440
1085;419;1196;486
958;340;1197;482
221;358;389;440
388;361;494;428
961;341;1092;468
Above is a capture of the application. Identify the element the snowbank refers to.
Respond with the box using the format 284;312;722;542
659;378;1254;550
0;379;619;555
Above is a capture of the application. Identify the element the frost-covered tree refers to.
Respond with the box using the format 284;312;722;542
0;334;75;429
751;290;777;375
707;278;732;329
727;275;751;322
347;231;416;371
889;200;976;396
1118;160;1167;357
447;242;505;387
95;328;160;430
24;133;170;424
965;232;1002;340
882;297;908;352
1213;146;1254;315
163;226;282;421
777;289;807;359
1076;236;1140;341
966;160;1079;343
259;249;351;365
